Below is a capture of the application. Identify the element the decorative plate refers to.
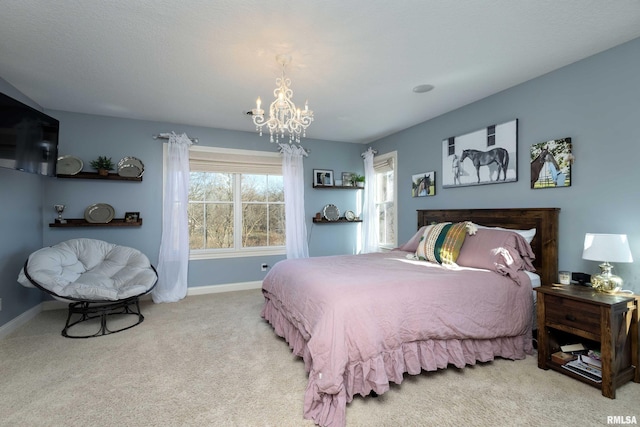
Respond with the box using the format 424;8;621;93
344;210;356;221
117;156;144;178
56;155;83;175
84;203;115;223
322;204;340;221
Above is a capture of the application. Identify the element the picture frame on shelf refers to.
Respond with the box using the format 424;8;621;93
341;172;354;186
124;211;140;223
313;169;334;187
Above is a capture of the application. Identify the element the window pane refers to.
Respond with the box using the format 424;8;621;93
377;202;396;245
189;172;207;202
243;203;267;247
204;203;234;249
269;204;285;246
374;162;396;248
188;203;205;249
268;175;284;202
242;174;267;202
190;172;233;202
385;171;394;200
207;173;233;201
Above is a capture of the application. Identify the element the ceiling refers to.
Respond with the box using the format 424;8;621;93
1;1;640;144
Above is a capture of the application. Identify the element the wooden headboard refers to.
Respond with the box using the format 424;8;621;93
417;208;560;286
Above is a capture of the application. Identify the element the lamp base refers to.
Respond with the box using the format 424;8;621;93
591;262;623;292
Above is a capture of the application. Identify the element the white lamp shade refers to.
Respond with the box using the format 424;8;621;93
582;233;633;263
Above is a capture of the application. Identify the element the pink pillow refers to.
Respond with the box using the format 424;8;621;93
456;228;536;280
396;226;428;252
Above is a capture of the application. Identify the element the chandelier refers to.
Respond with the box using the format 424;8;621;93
250;54;314;144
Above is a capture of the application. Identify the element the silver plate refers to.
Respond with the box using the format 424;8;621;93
322;204;340;221
56;155;83;175
84;203;115;223
117;156;144;178
344;210;355;221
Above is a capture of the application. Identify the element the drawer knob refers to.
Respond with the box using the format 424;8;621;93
565;314;577;321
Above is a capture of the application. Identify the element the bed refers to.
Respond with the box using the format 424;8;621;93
261;208;559;427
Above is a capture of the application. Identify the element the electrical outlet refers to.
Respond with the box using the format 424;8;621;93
261;263;268;271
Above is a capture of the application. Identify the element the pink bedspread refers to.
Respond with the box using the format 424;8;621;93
261;251;533;427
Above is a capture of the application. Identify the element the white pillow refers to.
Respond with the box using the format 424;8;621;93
475;224;536;244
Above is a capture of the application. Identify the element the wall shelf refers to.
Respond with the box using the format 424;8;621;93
49;218;143;227
312;218;362;223
312;185;363;190
56;172;142;182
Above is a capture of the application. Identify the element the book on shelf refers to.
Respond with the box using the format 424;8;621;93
562;359;602;383
551;351;576;365
560;343;586;353
580;354;602;369
587;349;601;361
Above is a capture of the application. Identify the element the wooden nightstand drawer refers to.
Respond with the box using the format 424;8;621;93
545;294;600;336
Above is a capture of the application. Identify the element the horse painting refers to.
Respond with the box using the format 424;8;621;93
460;147;509;183
412;173;434;197
531;147;560;188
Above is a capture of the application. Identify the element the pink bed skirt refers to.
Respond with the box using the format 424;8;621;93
262;296;533;427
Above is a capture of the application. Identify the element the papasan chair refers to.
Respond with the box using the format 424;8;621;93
18;238;158;338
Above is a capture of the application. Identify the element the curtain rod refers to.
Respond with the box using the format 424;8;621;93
152;132;199;144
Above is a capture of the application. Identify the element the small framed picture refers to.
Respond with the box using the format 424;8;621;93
313;169;334;187
124;211;140;223
412;171;436;197
342;172;354;186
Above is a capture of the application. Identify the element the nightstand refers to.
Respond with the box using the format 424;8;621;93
535;285;639;398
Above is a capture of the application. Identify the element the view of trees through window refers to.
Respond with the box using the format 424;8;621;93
375;170;395;247
188;172;285;251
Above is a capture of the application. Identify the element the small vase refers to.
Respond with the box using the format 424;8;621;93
98;169;109;176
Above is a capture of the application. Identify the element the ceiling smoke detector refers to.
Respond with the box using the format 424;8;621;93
412;84;434;93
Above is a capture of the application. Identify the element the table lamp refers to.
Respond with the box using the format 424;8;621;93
582;233;633;292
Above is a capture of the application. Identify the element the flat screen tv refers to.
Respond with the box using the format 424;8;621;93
0;91;59;177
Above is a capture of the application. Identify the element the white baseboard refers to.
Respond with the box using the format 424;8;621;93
1;281;263;339
0;304;42;340
186;281;262;296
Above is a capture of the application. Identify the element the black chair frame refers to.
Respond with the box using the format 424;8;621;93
23;260;157;339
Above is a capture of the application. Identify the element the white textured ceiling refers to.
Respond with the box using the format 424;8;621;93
1;1;640;144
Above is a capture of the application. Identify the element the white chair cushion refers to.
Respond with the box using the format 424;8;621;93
18;238;157;301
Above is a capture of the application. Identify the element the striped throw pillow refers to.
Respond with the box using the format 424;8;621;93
415;222;469;264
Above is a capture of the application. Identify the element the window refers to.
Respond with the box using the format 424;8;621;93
487;125;496;146
184;146;285;259
373;152;397;249
447;136;456;156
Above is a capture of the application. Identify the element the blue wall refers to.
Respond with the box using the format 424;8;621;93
39;111;365;287
370;37;640;293
2;36;640;330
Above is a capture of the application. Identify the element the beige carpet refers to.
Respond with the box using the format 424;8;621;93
1;289;638;427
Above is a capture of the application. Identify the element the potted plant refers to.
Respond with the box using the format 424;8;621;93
353;174;365;188
90;156;115;176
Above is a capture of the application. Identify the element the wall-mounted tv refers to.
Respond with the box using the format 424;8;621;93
0;91;59;177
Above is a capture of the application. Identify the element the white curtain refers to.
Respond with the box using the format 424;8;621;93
153;132;192;303
280;144;309;259
361;147;379;252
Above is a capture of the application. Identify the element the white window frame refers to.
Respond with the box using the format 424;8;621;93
374;151;397;251
164;145;286;260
